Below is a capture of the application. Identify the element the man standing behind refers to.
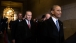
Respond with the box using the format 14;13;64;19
14;11;36;43
42;5;64;43
12;13;23;43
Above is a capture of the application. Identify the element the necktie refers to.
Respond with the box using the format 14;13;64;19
28;20;31;29
56;20;60;31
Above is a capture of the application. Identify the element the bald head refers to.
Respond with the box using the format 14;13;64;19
25;11;32;20
45;13;51;19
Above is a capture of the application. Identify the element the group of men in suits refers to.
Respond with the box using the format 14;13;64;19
11;5;64;43
12;11;36;43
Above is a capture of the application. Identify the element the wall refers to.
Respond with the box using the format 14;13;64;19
60;3;76;21
60;2;76;39
27;0;76;18
28;0;62;18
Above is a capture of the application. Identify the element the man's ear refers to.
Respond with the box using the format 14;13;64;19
51;11;54;14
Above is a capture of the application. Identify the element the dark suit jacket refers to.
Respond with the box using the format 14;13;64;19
11;19;22;40
0;19;1;32
13;19;36;43
42;17;64;43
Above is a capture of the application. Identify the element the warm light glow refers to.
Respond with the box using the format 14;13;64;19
3;7;17;29
14;14;17;20
3;7;15;20
8;10;12;12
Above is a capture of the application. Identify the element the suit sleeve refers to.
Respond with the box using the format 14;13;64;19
42;21;48;37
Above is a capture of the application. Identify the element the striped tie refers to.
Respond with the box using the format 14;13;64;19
28;21;31;29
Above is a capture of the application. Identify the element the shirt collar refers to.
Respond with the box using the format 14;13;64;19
25;19;30;24
52;16;58;24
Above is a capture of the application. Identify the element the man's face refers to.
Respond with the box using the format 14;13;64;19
51;6;62;18
18;13;22;19
46;14;51;19
26;12;32;20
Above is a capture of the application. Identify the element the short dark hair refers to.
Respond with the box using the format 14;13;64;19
50;5;60;11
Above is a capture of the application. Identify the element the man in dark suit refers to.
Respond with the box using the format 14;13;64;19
42;5;64;43
0;18;2;35
0;18;2;33
13;11;36;43
12;13;23;43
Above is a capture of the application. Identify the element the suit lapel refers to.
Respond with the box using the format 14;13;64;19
24;20;30;29
49;17;59;32
58;20;63;32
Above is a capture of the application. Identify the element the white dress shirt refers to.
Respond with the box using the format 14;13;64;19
25;19;31;25
52;17;58;25
19;20;22;22
52;16;60;31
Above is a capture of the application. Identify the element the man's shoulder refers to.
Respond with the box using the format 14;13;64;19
58;20;63;24
45;17;52;22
